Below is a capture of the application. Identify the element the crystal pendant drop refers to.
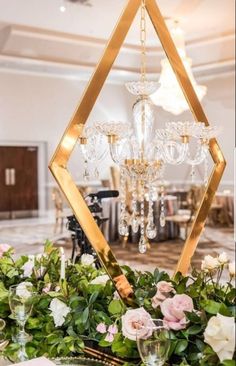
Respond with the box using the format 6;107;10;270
190;165;195;183
83;168;90;181
118;219;129;236
94;167;99;179
160;212;166;227
146;221;157;239
131;215;139;233
139;235;147;254
204;157;208;187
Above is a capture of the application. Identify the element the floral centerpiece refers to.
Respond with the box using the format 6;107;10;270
0;241;235;365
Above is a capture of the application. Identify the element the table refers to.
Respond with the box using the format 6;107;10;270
208;192;234;226
0;358;110;366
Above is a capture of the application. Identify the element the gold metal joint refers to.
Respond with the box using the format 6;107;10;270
79;137;88;145
107;134;118;144
181;135;190;144
200;138;209;145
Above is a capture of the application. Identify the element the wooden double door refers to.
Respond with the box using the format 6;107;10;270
0;146;38;218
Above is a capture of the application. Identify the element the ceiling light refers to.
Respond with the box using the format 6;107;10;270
151;21;207;115
59;0;66;12
60;5;66;12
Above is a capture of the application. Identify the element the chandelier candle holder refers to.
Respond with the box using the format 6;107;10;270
78;0;219;254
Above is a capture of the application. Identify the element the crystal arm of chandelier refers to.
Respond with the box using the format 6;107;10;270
78;126;108;163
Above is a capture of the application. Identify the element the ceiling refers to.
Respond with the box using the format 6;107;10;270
0;0;235;82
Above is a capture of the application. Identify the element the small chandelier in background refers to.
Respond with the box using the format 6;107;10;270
59;0;91;12
151;21;207;115
78;1;218;254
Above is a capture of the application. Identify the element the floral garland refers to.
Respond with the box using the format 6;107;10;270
0;241;235;365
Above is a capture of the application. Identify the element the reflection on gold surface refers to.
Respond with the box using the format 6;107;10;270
49;0;225;301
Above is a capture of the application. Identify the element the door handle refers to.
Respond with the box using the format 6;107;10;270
5;169;10;186
10;169;16;186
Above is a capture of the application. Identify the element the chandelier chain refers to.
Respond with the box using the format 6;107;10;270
140;0;147;82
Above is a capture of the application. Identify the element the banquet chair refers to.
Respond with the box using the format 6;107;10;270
52;187;65;234
207;198;224;226
166;185;204;240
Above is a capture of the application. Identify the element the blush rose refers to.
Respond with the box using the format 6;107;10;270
161;294;194;330
0;244;12;258
121;307;154;341
151;281;175;309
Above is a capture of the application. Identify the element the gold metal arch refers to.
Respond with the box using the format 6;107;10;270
49;0;226;301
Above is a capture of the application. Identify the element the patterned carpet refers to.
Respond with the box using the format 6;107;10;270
112;226;235;273
0;217;234;273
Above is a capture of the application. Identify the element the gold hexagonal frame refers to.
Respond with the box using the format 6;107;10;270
49;0;226;301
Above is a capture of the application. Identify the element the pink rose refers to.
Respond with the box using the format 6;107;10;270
157;281;175;293
151;281;175;309
0;244;12;258
108;324;118;335
151;291;166;308
42;283;51;293
96;323;107;334
161;294;194;330
122;307;154;341
105;332;114;342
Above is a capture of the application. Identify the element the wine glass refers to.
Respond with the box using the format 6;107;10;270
136;319;170;366
0;318;9;351
9;283;36;361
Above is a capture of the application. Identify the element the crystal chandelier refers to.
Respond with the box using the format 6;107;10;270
78;1;218;254
151;22;207;115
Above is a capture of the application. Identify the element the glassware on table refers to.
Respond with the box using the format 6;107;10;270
9;283;37;361
136;319;170;366
0;318;9;351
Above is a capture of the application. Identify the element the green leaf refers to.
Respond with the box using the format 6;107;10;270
219;303;233;317
108;300;124;315
0;282;8;301
227;305;236;317
195;339;205;351
89;291;99;305
175;340;188;355
185;311;201;323
202;300;222;314
221;361;236;366
99;339;111;347
27;317;42;329
226;288;236;303
187;324;202;335
81;307;89;324
176;277;189;294
47;334;62;345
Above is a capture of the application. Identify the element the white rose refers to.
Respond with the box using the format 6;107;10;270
201;255;219;271
218;252;229;265
22;255;35;278
16;282;33;299
80;254;95;266
49;298;70;327
229;262;235;277
90;275;109;285
204;314;235;362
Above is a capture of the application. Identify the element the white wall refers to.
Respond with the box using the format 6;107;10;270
0;70;132;179
0;70;235;210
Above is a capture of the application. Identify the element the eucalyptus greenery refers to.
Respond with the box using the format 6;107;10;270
0;241;235;365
